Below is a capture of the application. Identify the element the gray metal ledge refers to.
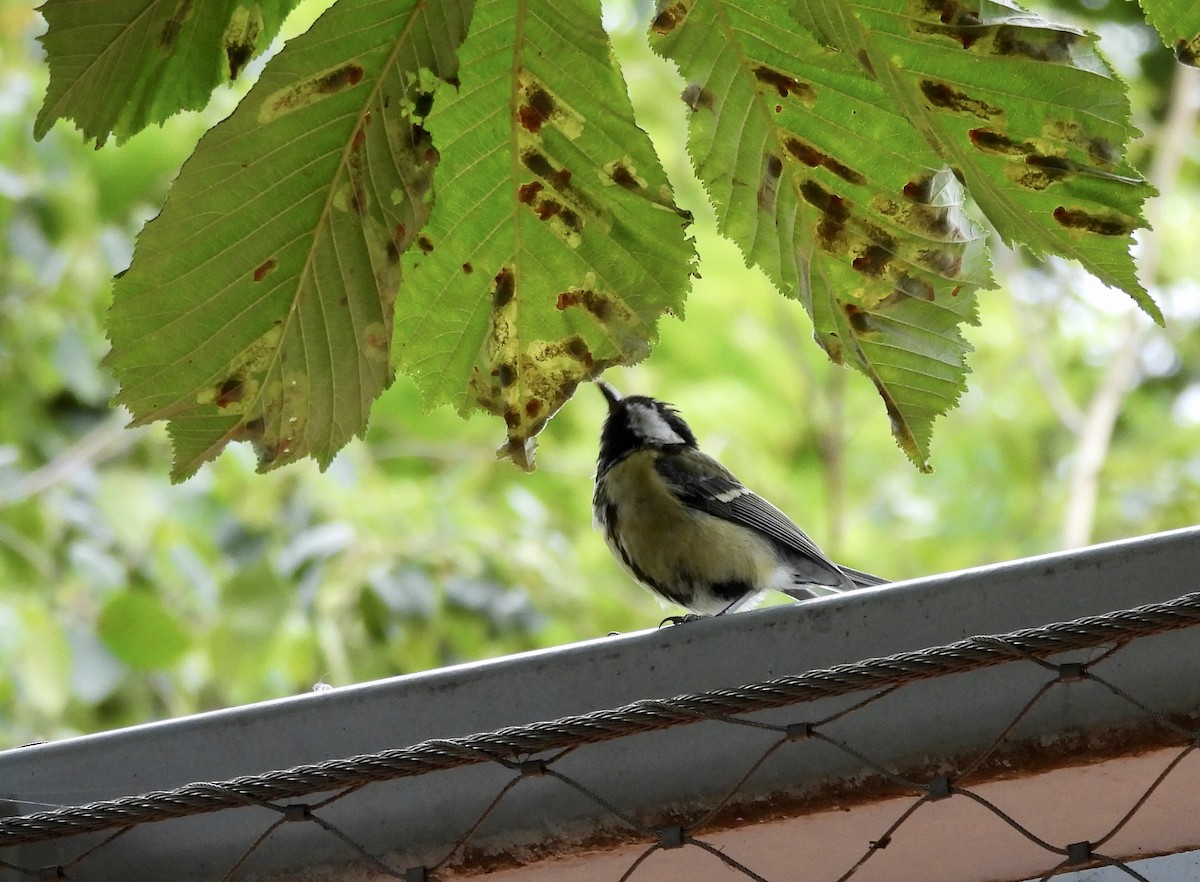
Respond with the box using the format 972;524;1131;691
2;526;1199;880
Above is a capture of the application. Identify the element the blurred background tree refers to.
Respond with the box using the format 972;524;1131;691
0;0;1197;745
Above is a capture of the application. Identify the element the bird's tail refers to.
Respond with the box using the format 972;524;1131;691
839;565;889;588
781;566;888;602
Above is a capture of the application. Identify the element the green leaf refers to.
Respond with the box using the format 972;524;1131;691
36;0;303;145
106;0;473;480
793;0;1157;320
98;590;191;670
1138;0;1200;65
395;0;696;469
652;1;989;468
651;0;1157;468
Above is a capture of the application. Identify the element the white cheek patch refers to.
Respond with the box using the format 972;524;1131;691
628;403;686;445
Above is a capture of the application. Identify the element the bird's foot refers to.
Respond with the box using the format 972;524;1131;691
659;614;704;627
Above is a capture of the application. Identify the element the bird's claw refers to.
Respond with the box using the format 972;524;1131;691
659;614;703;627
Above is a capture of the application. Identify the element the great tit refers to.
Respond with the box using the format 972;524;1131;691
592;380;886;616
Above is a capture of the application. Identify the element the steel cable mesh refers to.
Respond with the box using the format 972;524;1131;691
2;591;1200;881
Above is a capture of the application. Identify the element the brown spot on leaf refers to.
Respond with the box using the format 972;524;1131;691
536;199;562;221
518;181;544;204
223;6;263;81
416;235;434;254
462;262;474;274
227;40;254;80
993;25;1080;62
785;138;865;184
557;288;611;321
518;85;556;133
853;245;892;276
264;63;365;119
897;274;936;301
231;417;265;443
913;1;986;48
352;127;366;151
215;375;245;408
1087;137;1120;166
801;181;850;251
931;0;982;28
410;123;432;147
559;207;582;233
253;258;277;282
652;2;688;34
610;163;642;190
918;249;962;276
414;91;434;117
553;167;572;189
920;80;1002;119
497;363;516;387
753;66;815;103
319;64;363;93
968;128;1027;155
843;303;874;334
1176;36;1200;66
518;105;544;133
1024;153;1071;183
800;180;849;220
1053;206;1134;237
525;398;543;418
365;326;387;349
522;150;555;180
916;204;955;237
492;268;515;307
903;175;936;202
385;239;400;265
566;336;590;360
160;0;193;48
759;155;782;212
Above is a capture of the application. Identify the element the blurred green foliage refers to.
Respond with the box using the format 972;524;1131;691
1;0;1198;745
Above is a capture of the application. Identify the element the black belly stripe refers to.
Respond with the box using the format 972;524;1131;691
711;579;754;603
615;540;694;608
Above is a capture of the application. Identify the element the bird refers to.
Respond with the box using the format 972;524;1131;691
592;380;886;617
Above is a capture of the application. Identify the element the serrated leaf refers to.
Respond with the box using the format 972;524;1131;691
652;1;990;468
36;0;302;145
1138;0;1200;65
792;0;1158;321
107;0;473;480
395;0;696;469
98;591;190;670
652;0;1158;468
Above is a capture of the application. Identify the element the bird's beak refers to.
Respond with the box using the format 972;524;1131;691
595;378;622;410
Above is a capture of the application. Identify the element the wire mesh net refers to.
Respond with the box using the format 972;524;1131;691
2;591;1200;881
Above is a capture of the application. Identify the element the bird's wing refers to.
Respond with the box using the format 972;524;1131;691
654;452;835;568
